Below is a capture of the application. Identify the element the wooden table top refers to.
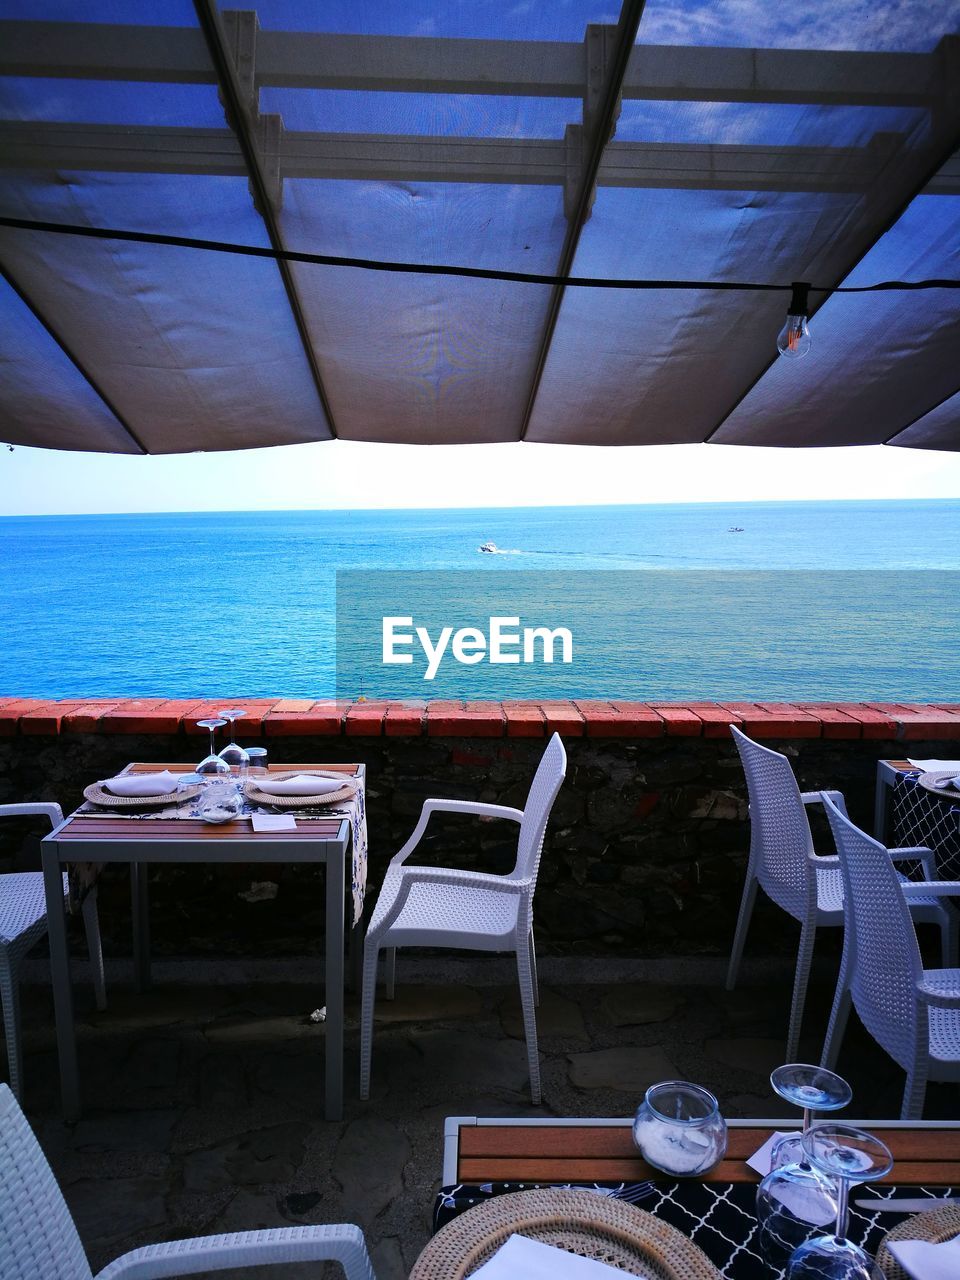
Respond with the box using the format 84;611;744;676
455;1122;960;1186
53;761;360;843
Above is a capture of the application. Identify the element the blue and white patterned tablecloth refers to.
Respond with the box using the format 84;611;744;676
893;771;960;880
435;1180;955;1279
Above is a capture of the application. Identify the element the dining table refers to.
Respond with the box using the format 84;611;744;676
875;758;960;879
433;1114;960;1279
41;760;366;1123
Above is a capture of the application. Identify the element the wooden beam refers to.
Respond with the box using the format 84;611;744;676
5;121;956;195
0;19;941;107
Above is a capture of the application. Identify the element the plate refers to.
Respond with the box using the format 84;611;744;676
877;1203;960;1280
83;781;201;808
408;1188;720;1280
917;771;960;802
244;772;357;809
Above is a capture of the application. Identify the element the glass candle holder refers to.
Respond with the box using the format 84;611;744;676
633;1081;727;1176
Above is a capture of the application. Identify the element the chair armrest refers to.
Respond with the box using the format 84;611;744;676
390;799;524;867
901;881;960;897
373;866;532;937
917;978;960;1010
94;1224;376;1280
889;845;938;878
802;790;848;817
0;802;63;829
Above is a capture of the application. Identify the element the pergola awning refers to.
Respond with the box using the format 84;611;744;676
0;1;958;455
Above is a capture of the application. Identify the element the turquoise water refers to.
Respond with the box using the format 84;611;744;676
0;500;958;699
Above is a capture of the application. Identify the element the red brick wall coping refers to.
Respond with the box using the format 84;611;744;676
1;698;959;741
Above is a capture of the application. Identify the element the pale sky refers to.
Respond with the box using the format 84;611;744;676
0;439;957;516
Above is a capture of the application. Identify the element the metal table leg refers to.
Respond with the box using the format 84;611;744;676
325;841;345;1122
42;840;80;1122
131;860;152;991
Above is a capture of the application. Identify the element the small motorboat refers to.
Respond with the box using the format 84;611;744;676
727;527;744;533
478;541;499;553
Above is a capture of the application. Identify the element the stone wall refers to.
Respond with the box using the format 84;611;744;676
1;697;957;959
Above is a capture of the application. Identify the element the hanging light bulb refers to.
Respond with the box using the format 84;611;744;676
777;281;812;359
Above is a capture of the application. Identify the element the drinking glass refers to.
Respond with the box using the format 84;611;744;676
786;1124;894;1280
217;708;250;772
196;718;231;776
756;1065;852;1267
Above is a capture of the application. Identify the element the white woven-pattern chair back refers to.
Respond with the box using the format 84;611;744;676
731;726;813;919
823;798;924;1069
0;1085;92;1280
514;733;567;882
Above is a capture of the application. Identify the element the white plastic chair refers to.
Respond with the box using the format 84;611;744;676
360;732;567;1105
1;803;105;1100
819;795;960;1120
0;1083;378;1280
726;728;955;1060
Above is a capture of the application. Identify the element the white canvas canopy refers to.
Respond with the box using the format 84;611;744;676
0;0;958;455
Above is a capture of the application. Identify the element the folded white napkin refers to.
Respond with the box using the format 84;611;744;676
103;770;179;797
471;1234;628;1280
254;774;352;797
746;1131;793;1177
909;760;960;774
888;1235;960;1280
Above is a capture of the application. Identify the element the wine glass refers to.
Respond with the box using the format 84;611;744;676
217;708;249;772
786;1124;894;1280
755;1065;852;1266
196;718;231;776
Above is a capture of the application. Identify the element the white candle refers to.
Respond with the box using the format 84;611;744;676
636;1118;714;1174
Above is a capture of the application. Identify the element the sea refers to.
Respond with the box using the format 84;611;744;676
0;500;958;702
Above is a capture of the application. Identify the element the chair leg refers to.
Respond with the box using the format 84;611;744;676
527;931;540;1009
901;1062;928;1121
820;940;853;1072
384;947;396;1001
515;940;541;1105
940;907;958;969
81;888;107;1012
786;919;816;1062
0;955;23;1101
726;873;758;991
359;937;381;1101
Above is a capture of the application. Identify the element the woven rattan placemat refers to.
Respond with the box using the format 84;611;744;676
244;773;356;808
877;1204;960;1280
917;771;960;802
410;1188;720;1280
82;781;201;808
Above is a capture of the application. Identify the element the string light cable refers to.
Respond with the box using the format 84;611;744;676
1;215;958;363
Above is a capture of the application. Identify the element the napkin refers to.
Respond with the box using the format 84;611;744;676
888;1235;960;1280
908;760;960;774
103;770;179;797
254;774;352;797
746;1131;793;1177
470;1234;630;1280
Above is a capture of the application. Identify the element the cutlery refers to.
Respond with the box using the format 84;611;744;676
853;1197;960;1213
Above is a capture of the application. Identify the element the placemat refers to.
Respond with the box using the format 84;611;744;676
416;1188;719;1280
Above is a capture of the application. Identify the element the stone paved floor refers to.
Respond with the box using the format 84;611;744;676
9;957;959;1279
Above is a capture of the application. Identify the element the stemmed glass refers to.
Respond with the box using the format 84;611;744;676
787;1124;894;1279
196;718;231;776
217;708;249;772
756;1065;852;1266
